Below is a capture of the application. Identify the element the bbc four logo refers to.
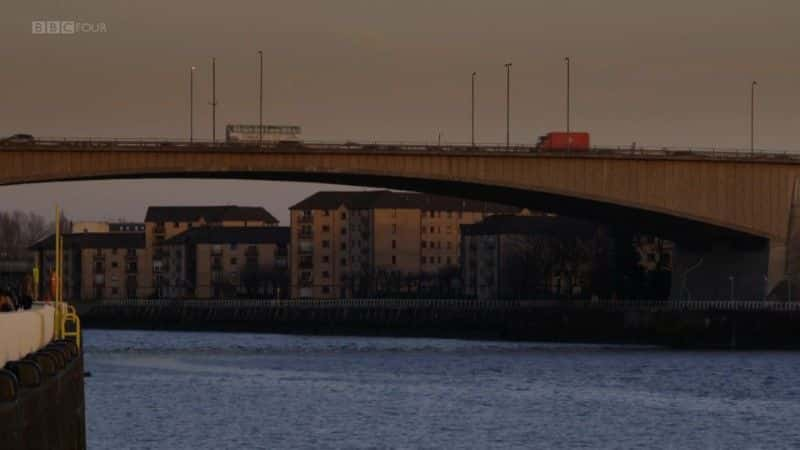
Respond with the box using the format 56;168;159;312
32;21;107;34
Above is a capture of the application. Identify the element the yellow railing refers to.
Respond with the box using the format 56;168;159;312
53;205;82;350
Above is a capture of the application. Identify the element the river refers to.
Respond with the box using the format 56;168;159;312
84;329;800;449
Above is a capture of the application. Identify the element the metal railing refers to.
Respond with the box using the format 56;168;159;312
90;298;800;312
2;137;799;162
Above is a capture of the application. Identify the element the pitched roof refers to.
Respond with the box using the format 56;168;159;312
461;215;598;238
290;190;519;213
144;206;278;224
29;232;146;250
162;226;290;246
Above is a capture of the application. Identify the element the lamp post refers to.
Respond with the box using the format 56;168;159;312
211;57;218;144
258;50;263;145
189;66;196;143
750;80;757;154
471;71;476;147
729;275;735;301
565;57;571;148
505;63;512;148
763;274;769;301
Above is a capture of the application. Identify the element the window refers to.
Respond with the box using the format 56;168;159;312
111;248;118;255
230;257;238;265
341;227;347;235
111;261;118;269
446;256;451;265
322;255;330;263
322;286;331;294
322;240;330;248
340;212;347;220
429;211;434;218
421;256;427;264
341;258;347;266
173;221;179;227
340;242;347;250
322;225;330;232
322;271;330;278
430;226;435;233
421;241;427;249
111;287;119;295
446;225;452;234
323;210;330;216
447;211;452;218
392;240;397;249
447;242;452;250
392;224;397;234
392;255;397;265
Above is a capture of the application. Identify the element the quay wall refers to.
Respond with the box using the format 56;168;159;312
80;299;800;349
0;340;86;450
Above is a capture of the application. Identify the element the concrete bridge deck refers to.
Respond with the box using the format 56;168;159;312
4;138;800;300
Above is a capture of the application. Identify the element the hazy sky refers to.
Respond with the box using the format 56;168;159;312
1;0;798;224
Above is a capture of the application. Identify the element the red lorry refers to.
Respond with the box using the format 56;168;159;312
535;132;590;151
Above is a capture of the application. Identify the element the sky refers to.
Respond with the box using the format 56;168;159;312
1;0;798;224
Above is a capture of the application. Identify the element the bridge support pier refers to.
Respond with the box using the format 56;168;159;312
670;238;771;301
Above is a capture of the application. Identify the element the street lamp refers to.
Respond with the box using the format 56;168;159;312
750;80;757;154
258;50;263;145
565;57;571;147
210;57;218;144
471;72;476;147
728;275;735;301
505;63;512;148
763;274;769;302
189;66;196;143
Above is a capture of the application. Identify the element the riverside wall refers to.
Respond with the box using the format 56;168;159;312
79;299;800;349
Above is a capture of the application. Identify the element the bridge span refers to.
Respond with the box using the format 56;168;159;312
3;138;800;299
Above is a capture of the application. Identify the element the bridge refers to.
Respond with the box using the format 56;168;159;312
3;138;800;299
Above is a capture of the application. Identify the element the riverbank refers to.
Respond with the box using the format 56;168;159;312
77;299;800;349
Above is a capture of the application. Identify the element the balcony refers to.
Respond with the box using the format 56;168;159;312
297;215;314;224
298;230;313;239
298;261;313;269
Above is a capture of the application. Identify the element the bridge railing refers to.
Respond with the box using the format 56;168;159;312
3;137;798;162
87;298;800;312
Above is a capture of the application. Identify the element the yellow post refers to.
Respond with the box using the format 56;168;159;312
55;206;62;340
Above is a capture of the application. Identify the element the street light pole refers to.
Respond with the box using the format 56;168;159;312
750;80;757;154
190;66;196;143
258;50;263;146
565;57;571;151
505;63;512;148
471;72;476;147
211;57;218;144
729;275;735;301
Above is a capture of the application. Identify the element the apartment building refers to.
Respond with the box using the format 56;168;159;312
71;222;145;233
144;206;279;297
461;215;600;300
160;226;289;299
30;233;146;300
289;190;519;298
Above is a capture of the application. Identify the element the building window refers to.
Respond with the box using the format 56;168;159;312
421;241;427;249
392;240;397;249
391;224;397;234
322;255;330;263
446;256;451;265
341;227;347;235
430;226;435;233
340;243;347;250
421;256;427;264
447;211;452;218
447;242;452;250
111;287;119;295
111;248;118;255
322;225;330;232
340;212;347;220
322;286;331;294
111;261;118;269
392;255;397;265
322;240;330;248
322;271;330;278
322;210;330;216
230;257;238;265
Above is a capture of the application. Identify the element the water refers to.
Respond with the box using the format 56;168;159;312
84;330;800;449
